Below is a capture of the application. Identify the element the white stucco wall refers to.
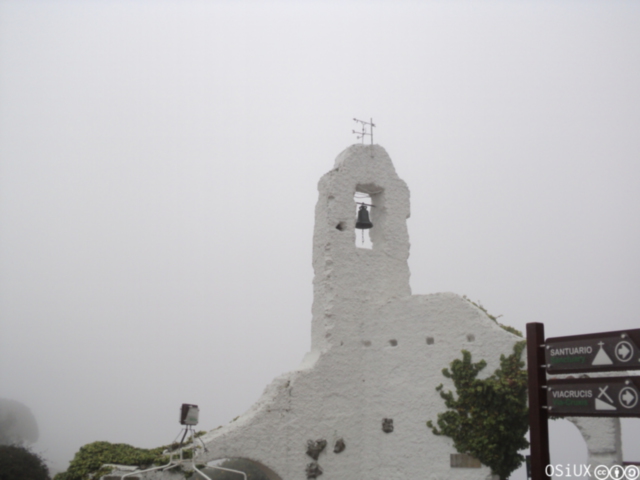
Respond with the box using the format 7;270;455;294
567;416;622;468
104;144;626;480
188;145;523;480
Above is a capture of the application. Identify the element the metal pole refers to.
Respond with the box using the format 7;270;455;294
370;117;374;145
526;322;551;480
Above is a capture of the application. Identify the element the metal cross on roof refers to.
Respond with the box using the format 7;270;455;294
352;118;376;145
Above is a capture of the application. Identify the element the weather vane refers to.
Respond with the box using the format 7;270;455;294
352;118;375;145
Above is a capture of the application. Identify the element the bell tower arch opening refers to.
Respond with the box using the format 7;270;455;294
353;184;384;251
354;192;372;249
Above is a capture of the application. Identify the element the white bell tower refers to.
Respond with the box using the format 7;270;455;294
311;144;412;351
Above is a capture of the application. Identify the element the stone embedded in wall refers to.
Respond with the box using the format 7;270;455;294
306;439;327;460
306;462;323;479
450;453;482;468
333;438;345;453
382;418;394;433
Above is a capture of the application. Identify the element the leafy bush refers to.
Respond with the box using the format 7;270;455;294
53;432;207;480
427;341;529;480
0;444;50;480
52;441;167;480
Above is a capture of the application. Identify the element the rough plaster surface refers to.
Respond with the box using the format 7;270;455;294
562;370;626;468
553;370;624;468
110;145;621;480
188;145;522;480
567;417;622;468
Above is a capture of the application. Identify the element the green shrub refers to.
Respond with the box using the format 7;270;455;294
427;341;529;480
0;444;50;480
52;433;205;480
52;441;166;480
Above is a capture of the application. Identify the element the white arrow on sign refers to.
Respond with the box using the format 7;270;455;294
619;387;639;409
615;341;633;362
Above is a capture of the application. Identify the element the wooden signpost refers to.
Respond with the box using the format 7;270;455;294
526;324;640;480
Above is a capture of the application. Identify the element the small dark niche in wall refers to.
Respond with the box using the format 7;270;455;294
388;339;398;347
336;222;346;231
426;337;434;345
382;418;394;433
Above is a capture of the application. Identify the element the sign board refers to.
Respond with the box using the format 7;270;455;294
545;329;640;374
528;323;640;480
547;376;640;417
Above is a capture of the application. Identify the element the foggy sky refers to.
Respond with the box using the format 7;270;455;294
1;0;639;475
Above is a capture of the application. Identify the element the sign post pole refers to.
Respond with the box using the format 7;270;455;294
527;322;551;480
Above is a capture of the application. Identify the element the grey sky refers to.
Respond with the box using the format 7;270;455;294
1;0;639;475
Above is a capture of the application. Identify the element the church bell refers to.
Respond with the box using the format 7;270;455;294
355;204;373;230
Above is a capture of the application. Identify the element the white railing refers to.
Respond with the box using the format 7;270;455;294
103;440;249;480
119;449;182;479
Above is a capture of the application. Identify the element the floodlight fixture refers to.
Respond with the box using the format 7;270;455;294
180;403;199;426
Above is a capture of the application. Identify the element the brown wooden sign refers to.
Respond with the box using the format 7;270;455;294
547;376;640;417
528;324;640;480
545;329;640;374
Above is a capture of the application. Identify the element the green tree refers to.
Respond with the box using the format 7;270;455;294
427;341;529;480
0;444;50;480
